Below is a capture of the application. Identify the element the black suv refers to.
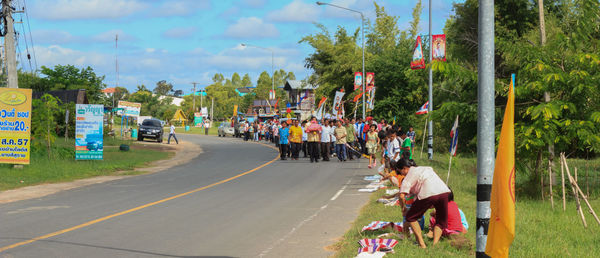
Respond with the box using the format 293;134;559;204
138;119;164;143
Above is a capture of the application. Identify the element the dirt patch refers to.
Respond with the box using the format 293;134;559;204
0;141;202;205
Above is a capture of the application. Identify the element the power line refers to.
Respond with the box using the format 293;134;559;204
18;14;33;72
21;0;36;72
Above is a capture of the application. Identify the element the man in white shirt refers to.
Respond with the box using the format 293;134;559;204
168;124;178;144
396;158;450;248
320;119;331;161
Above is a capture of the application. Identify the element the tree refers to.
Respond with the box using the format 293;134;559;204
254;71;272;100
173;90;184;97
241;73;253;87
231;72;242;87
212;73;225;84
153;80;174;96
25;65;106;103
136;85;150;92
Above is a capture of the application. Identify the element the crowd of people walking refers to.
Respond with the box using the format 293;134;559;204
235;117;414;164
233;116;465;248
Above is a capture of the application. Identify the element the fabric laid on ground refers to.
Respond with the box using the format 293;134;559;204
357;238;398;254
358;188;378;192
364;175;383;181
355;251;386;258
361;221;403;232
385;189;399;195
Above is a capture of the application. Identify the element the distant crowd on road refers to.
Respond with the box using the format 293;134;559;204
231;116;466;248
234;117;415;166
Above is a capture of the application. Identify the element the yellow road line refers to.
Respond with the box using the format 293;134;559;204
0;146;279;253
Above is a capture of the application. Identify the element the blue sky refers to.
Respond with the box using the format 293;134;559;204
17;0;463;93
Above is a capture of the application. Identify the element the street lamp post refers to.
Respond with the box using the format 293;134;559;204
316;1;365;120
241;43;275;100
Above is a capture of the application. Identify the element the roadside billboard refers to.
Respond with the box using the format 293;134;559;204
75;104;104;160
0;88;32;164
117;101;141;117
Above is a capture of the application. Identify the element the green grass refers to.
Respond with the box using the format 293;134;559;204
0;138;172;191
333;153;600;257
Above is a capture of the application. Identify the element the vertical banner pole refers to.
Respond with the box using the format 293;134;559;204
420;117;428;159
447;155;453;184
476;0;495;256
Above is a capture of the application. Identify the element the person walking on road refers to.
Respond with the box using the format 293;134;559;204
320;119;331;161
345;119;356;160
289;120;303;160
167;124;178;144
279;122;290;160
306;117;322;163
301;121;308;158
334;120;348;162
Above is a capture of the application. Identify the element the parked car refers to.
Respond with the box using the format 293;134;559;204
138;119;164;143
218;122;235;137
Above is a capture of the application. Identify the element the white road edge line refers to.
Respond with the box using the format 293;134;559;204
258;177;355;257
330;177;352;201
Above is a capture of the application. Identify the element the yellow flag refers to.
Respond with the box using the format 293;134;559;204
485;74;516;257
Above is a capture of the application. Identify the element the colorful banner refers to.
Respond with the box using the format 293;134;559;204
486;74;516;257
315;97;327;120
353;91;363;103
411;36;426;70
117;101;141;117
194;112;203;127
0;88;32;164
332;90;345;118
232;105;238;117
75;104;104;160
331;91;345;117
432;34;447;61
366;72;375;91
367;87;376;112
269;90;276;100
354;72;363;91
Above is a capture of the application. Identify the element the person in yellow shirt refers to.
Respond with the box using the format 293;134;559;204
289;119;303;160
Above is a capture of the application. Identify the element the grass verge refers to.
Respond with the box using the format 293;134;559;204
333;153;600;257
0;138;172;191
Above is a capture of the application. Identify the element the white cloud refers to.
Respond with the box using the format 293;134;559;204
150;0;211;17
34;45;110;68
31;30;82;44
162;27;198;39
30;0;148;20
224;17;279;39
266;0;320;23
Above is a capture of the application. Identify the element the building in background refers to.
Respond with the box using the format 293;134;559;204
283;80;318;120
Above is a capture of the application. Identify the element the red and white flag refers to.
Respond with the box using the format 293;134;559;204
416;101;429;115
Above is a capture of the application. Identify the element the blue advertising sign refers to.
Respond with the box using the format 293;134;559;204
75;104;104;160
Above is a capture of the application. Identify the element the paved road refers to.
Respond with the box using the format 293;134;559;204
0;135;372;257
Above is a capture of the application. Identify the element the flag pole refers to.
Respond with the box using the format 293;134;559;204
420;117;428;159
447;155;453;184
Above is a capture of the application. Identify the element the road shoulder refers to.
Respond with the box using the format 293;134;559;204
0;141;202;204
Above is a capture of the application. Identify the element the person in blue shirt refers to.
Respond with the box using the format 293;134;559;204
279;122;290;160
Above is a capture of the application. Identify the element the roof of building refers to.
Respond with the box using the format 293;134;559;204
283;80;318;91
32;89;89;104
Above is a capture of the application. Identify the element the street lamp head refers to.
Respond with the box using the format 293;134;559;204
316;1;325;5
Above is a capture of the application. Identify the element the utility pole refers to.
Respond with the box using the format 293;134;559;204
3;0;18;88
476;0;495;257
427;0;434;159
211;98;214;120
190;82;198;113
